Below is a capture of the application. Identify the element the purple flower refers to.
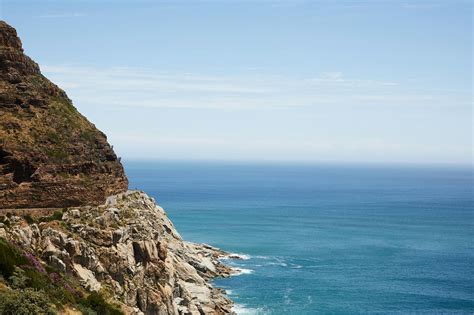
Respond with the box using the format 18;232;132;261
23;251;46;273
49;272;61;283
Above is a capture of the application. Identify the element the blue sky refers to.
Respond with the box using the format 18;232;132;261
1;0;472;164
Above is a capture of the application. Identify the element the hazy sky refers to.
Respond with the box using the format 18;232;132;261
1;0;472;164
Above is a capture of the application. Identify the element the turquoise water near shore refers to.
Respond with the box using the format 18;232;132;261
125;161;473;314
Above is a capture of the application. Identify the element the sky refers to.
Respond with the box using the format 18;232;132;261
1;0;472;164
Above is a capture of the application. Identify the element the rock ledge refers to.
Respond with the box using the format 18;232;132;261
2;191;236;314
0;20;128;209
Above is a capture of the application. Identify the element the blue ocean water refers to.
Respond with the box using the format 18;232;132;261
125;161;473;314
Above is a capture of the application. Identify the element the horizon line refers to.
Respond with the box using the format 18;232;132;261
120;158;473;169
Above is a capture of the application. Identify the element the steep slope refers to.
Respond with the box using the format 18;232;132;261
0;21;237;315
0;191;235;314
0;21;128;209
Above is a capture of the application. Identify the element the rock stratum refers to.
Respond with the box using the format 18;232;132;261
1;191;235;314
0;20;128;209
0;21;236;314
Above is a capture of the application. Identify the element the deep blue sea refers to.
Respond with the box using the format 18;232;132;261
125;161;473;314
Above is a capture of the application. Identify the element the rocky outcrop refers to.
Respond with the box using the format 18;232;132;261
0;21;128;208
0;20;236;314
1;191;235;314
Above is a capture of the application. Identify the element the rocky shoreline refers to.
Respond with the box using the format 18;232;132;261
1;191;237;314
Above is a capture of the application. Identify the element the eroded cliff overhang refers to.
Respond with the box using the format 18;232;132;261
0;21;128;209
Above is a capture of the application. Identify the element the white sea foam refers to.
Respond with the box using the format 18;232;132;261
232;267;254;276
232;304;266;315
222;253;251;260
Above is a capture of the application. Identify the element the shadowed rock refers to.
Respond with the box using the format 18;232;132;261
0;21;128;208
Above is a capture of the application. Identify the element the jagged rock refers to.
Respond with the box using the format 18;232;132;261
65;239;81;256
49;255;67;273
0;20;128;209
0;20;236;315
3;191;236;314
73;263;102;292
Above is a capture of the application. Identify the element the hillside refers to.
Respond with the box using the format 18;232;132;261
0;21;127;209
0;20;236;314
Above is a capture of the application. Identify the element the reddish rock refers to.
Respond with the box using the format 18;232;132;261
0;21;128;208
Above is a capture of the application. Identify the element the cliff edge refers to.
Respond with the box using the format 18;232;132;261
0;21;236;314
1;191;235;314
0;21;128;209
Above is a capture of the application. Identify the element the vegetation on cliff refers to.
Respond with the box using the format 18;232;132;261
0;20;236;314
0;20;128;209
0;191;235;314
0;237;123;314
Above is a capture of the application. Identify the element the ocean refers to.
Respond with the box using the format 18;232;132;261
125;161;473;314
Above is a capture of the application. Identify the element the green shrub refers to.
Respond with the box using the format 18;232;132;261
21;268;78;306
23;267;50;290
0;288;56;315
23;214;35;224
0;238;76;306
76;304;98;315
9;267;28;289
0;238;29;279
38;211;63;223
81;291;124;315
50;211;63;221
0;238;122;314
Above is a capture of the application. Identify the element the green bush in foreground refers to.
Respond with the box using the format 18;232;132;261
0;237;124;315
0;288;56;315
0;238;29;280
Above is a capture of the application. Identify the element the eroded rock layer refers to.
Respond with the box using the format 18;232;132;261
1;191;235;314
0;21;128;208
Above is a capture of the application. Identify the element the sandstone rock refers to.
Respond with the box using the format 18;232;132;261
73;263;101;292
0;21;128;209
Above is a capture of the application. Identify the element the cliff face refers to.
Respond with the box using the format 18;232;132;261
0;21;236;315
1;191;235;314
0;21;128;209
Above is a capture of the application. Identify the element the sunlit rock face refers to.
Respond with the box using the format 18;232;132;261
3;191;235;314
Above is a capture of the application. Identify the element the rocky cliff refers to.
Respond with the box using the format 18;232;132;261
0;21;236;315
0;191;236;314
0;21;128;209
